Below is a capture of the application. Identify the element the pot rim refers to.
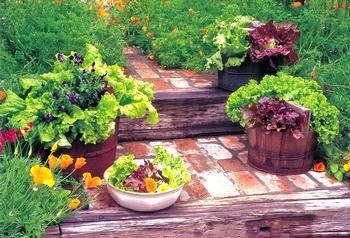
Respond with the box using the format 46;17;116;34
103;165;185;197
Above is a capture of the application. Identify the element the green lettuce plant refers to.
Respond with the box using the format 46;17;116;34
0;44;158;148
226;73;340;145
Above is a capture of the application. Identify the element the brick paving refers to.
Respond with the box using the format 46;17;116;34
123;47;217;91
91;135;346;209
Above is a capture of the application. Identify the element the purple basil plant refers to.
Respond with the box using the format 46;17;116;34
249;20;300;69
242;97;303;139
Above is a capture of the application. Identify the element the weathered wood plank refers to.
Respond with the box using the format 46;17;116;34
118;88;243;141
59;197;350;237
44;225;60;238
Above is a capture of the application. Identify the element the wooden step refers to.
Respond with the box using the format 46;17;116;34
119;88;243;141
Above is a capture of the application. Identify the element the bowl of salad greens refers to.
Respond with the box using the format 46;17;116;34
104;146;191;212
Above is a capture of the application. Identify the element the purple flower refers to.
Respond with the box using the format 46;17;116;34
52;92;59;99
44;114;54;122
57;53;64;62
69;95;78;104
103;80;108;88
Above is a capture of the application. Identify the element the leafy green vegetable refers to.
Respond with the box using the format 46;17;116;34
109;155;138;190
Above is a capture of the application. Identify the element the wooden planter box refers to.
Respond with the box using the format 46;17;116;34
60;119;119;178
247;102;317;175
218;57;276;91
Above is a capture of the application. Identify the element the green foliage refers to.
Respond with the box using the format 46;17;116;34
2;45;157;148
0;0;124;77
226;73;340;145
109;155;138;190
204;16;254;70
0;156;85;237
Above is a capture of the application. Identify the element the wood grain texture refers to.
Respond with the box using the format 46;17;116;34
119;89;243;141
50;187;350;238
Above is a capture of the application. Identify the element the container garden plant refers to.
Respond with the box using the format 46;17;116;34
0;44;158;177
104;146;191;212
226;73;340;175
205;16;300;91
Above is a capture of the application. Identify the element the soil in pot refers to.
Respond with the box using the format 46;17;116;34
247;127;317;175
218;56;276;91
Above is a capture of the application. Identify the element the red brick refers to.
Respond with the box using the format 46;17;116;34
182;175;210;200
237;151;248;164
144;79;172;90
136;68;160;78
219;136;246;151
180;69;202;78
123;142;151;158
308;171;345;188
169;78;191;88
191;78;215;88
287;174;319;190
158;69;181;78
230;171;268;195
218;159;247;172
254;171;295;193
185;154;218;173
174;138;201;154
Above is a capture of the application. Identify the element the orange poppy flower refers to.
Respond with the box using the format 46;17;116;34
97;0;104;9
60;154;73;169
98;9;109;18
74;157;87;170
314;162;325;172
142;25;147;32
145;15;150;21
56;0;62;4
291;1;302;8
145;178;157;193
30;165;55;188
147;32;154;38
311;70;317;78
0;91;6;101
130;16;140;25
83;172;102;189
69;198;80;210
48;155;58;169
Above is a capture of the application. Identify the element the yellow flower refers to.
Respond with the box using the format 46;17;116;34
145;178;157;193
142;25;147;32
343;162;350;173
50;142;58;153
69;198;80;210
74;157;87;170
157;183;169;193
83;172;102;189
97;0;104;9
30;165;55;188
145;15;150;21
188;8;193;14
291;1;302;8
98;9;109;19
60;154;73;169
48;155;58;169
147;32;154;38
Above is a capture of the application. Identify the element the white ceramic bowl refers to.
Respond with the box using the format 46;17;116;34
103;162;185;212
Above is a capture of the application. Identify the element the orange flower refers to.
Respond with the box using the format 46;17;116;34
291;1;302;8
142;25;147;32
311;71;317;78
83;172;102;189
145;178;157;193
130;16;140;25
56;0;62;4
188;8;193;14
69;198;80;210
333;3;347;10
314;162;326;172
147;32;154;38
0;91;6;101
98;9;109;18
148;54;155;61
48;155;58;169
114;0;126;11
30;165;55;188
145;15;150;21
97;0;104;9
60;154;73;169
74;157;87;170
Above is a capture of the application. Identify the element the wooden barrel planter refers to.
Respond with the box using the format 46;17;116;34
59;119;119;178
218;57;276;91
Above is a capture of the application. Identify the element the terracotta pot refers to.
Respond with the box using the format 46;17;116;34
59;119;119;179
247;127;316;175
218;57;276;91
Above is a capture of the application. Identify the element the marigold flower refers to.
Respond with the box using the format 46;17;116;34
48;155;58;170
188;8;193;14
0;91;6;101
313;162;325;172
74;157;87;170
69;198;80;210
130;16;140;25
145;177;157;193
30;165;55;188
60;154;74;169
343;163;350;173
142;25;147;32
291;1;302;8
83;172;102;189
98;9;109;18
147;32;154;38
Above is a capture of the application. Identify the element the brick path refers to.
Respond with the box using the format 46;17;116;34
90;135;346;209
124;47;217;90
